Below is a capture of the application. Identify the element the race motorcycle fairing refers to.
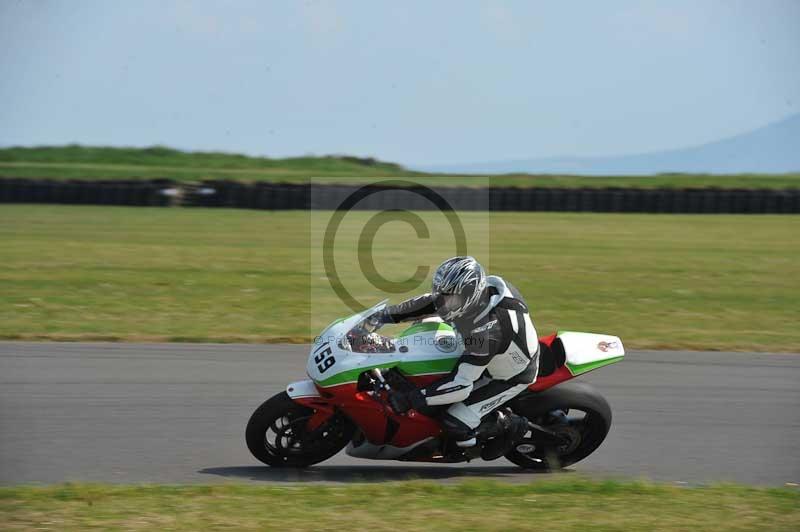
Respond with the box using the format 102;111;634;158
247;301;624;469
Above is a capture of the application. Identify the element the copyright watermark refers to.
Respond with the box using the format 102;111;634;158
312;332;484;352
309;176;489;332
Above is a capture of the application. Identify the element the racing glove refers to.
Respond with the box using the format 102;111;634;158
363;309;388;332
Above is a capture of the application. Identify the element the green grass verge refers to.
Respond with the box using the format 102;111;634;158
2;145;799;188
1;205;798;351
1;479;798;531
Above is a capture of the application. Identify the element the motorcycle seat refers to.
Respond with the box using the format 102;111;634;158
537;338;566;377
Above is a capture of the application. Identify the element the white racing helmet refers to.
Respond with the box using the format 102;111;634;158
431;256;487;321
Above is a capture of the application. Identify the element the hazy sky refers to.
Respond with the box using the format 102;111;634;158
1;0;799;165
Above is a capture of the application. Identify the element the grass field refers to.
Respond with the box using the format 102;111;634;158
2;145;799;189
1;205;797;351
1;479;798;531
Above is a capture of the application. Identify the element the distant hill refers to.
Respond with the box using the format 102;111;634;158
0;145;407;174
418;113;800;175
1;143;799;189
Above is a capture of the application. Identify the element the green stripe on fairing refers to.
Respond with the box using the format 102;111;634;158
398;357;458;375
317;356;458;387
398;322;454;337
566;356;624;376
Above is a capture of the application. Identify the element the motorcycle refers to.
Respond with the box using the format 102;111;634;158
246;301;624;470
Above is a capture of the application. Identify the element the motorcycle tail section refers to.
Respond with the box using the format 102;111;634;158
558;331;625;376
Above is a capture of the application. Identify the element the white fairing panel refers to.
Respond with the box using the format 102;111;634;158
307;300;389;384
558;331;625;375
286;379;320;399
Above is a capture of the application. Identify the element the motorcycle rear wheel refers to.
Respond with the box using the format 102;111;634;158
246;391;354;468
506;381;612;471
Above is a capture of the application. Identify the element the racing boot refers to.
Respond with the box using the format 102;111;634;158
441;414;479;449
479;409;529;461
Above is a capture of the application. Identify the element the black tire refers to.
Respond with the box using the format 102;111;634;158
245;392;354;468
505;381;612;471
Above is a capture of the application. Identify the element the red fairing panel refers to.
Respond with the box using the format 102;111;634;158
529;333;575;392
299;382;442;447
529;365;573;392
293;397;336;431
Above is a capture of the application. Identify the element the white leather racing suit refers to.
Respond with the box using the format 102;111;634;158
382;275;539;436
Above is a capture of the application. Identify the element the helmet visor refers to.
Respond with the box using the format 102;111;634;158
434;292;465;315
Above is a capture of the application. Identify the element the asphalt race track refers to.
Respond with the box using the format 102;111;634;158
1;342;798;486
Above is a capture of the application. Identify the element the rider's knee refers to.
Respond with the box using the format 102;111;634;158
445;401;482;429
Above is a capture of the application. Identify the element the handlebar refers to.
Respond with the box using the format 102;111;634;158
370;368;389;388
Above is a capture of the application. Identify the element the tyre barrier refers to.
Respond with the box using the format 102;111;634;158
0;178;174;206
2;178;799;213
185;182;799;213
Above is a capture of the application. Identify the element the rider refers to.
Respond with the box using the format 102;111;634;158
365;256;539;459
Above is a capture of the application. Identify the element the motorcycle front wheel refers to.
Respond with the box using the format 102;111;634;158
246;392;354;468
